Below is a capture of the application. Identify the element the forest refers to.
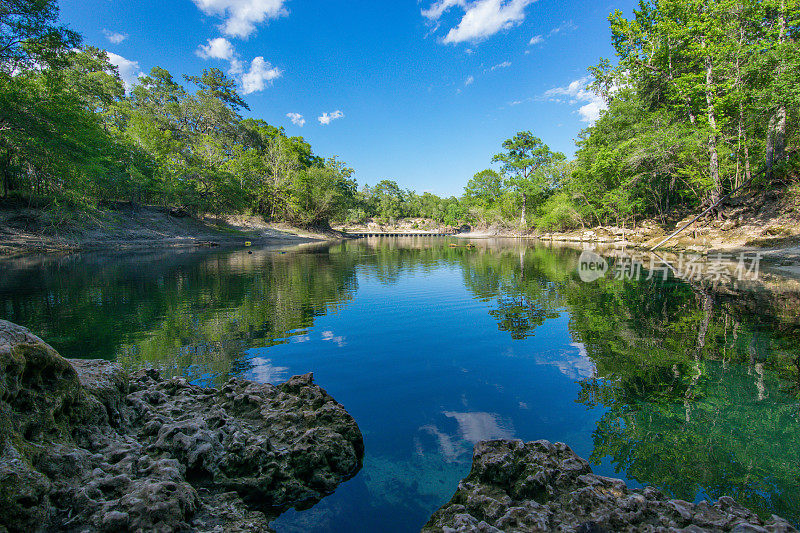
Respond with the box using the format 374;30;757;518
1;0;798;231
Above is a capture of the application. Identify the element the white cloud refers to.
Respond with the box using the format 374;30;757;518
107;52;141;92
102;29;128;44
523;21;573;48
318;110;344;125
192;0;289;38
240;56;281;94
195;37;281;94
422;0;466;21
490;60;511;71
465;75;475;85
286;112;305;127
423;0;536;44
548;20;577;37
576;101;605;124
196;37;235;60
544;76;607;124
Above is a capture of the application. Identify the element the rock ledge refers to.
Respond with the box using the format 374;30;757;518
0;320;364;532
423;439;797;533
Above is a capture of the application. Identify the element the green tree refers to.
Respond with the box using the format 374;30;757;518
492;132;565;226
0;0;80;72
464;169;503;209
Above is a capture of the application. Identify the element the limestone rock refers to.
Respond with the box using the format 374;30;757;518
423;440;797;533
0;320;363;533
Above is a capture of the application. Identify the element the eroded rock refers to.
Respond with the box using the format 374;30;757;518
0;320;363;533
423;439;797;533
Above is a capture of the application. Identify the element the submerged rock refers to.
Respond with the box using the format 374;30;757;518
0;320;364;533
423;439;796;533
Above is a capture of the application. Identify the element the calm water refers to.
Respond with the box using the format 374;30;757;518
2;238;799;530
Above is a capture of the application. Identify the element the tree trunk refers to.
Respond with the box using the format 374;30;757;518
768;0;788;176
735;111;751;189
704;49;721;206
776;0;787;163
735;58;746;188
520;192;527;226
0;149;11;199
774;106;787;164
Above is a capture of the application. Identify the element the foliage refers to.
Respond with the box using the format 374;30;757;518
570;0;800;222
3;0;799;232
0;0;80;73
459;0;800;231
0;13;358;227
534;192;582;231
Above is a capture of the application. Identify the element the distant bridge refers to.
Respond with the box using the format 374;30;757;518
343;231;458;238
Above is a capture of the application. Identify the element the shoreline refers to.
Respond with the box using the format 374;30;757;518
0;205;342;257
0;320;365;532
5;207;800;278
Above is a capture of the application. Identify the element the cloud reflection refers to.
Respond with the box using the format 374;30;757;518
418;411;515;462
444;411;515;443
248;356;289;384
321;330;347;347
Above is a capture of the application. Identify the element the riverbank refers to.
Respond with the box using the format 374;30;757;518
451;187;800;271
335;217;466;236
0;320;364;532
0;203;339;256
538;186;800;250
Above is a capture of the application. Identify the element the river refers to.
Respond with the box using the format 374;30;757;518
1;237;798;530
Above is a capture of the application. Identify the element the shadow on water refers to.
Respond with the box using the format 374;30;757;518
1;237;799;529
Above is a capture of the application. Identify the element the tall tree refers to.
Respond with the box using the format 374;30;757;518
464;169;503;208
0;0;80;72
492;132;565;226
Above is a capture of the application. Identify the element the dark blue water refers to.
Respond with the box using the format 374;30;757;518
263;264;610;531
1;238;798;530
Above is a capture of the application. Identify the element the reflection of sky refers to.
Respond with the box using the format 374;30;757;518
419;411;515;462
443;411;514;444
551;342;596;380
247;357;289;384
270;267;607;533
418;424;463;462
322;330;347;347
503;333;596;380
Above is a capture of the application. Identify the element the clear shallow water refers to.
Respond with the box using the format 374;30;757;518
2;238;799;530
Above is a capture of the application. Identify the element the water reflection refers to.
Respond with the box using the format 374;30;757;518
1;238;799;528
443;411;514;444
0;244;358;384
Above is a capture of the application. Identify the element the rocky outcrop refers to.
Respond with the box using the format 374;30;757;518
423;439;797;533
0;320;363;533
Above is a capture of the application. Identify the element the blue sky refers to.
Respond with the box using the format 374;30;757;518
60;0;637;196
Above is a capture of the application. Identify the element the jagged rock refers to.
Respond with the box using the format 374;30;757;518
423;440;797;533
0;320;364;533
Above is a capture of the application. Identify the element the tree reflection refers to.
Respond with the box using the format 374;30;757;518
0;245;358;383
450;244;800;523
565;272;800;523
3;240;800;523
